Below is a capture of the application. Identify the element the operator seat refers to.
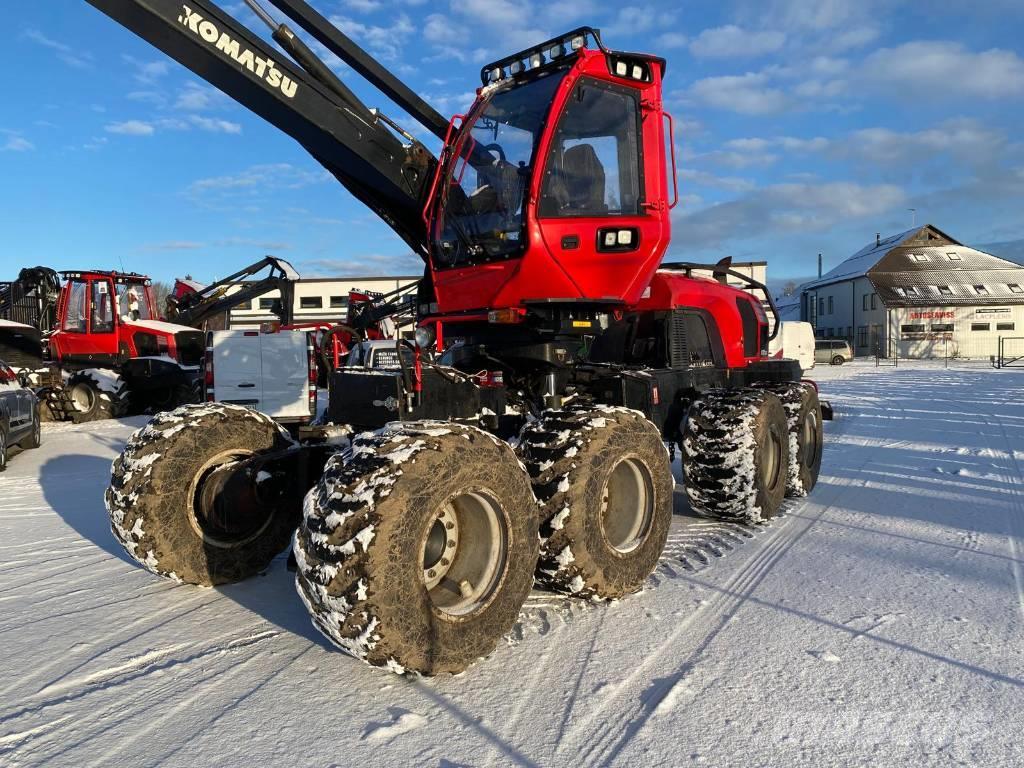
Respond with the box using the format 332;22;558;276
546;143;607;215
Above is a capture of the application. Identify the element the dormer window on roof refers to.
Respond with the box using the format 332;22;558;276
910;253;928;262
974;285;989;296
946;252;961;261
937;285;953;296
1009;283;1023;294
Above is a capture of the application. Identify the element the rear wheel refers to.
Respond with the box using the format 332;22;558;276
518;406;674;599
67;370;129;423
139;383;196;414
682;389;789;523
831;355;845;366
295;423;539;675
21;404;41;449
0;428;7;472
105;403;300;585
754;382;823;496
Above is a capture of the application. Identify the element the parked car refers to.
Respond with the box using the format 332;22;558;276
769;321;816;373
0;359;41;470
815;339;853;365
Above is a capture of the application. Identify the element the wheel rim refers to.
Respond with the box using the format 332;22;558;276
0;431;6;468
71;383;95;413
762;426;783;489
150;387;175;408
33;415;40;444
801;410;820;469
187;449;275;548
421;490;508;618
600;456;655;554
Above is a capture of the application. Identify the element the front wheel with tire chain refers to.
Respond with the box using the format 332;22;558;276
294;422;539;675
22;403;41;449
105;402;300;585
518;406;674;600
753;381;823;497
682;389;790;523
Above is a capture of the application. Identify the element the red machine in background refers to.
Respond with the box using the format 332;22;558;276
0;267;203;421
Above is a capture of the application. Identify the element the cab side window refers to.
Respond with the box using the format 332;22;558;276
539;80;643;218
62;280;87;333
91;280;115;333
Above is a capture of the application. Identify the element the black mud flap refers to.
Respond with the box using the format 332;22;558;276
821;400;835;421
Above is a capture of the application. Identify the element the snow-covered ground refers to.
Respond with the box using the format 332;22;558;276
1;361;1022;766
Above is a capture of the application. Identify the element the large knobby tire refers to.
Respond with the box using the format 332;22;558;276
67;370;129;423
138;383;197;415
682;389;789;523
105;403;300;586
295;422;539;675
0;427;7;472
518;406;674;599
753;382;823;497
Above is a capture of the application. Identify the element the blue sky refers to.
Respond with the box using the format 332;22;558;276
2;0;1024;288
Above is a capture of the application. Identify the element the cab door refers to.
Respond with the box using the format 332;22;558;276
534;76;670;304
51;276;120;365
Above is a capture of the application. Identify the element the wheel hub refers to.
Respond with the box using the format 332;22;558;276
71;383;95;413
421;491;507;617
600;456;655;554
188;450;276;548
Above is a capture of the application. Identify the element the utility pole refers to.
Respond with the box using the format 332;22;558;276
908;208;917;227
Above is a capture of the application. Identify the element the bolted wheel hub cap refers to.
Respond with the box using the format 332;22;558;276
600;456;655;554
421;491;507;617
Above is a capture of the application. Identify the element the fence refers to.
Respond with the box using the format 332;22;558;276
992;337;1024;368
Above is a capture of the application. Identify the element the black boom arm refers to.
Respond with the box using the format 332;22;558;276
83;0;437;256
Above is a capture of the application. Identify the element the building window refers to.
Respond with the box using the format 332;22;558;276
258;298;276;310
904;286;919;297
997;322;1016;331
827;296;833;314
931;323;954;332
974;285;989;296
329;295;348;309
971;323;990;331
857;326;869;347
300;297;323;309
901;324;925;333
946;252;961;261
862;294;869;310
937;285;953;296
818;298;825;316
1008;283;1023;294
826;328;833;337
893;287;906;297
870;293;877;310
815;328;825;338
910;253;928;262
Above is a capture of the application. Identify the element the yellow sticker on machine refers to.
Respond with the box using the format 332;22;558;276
572;320;592;328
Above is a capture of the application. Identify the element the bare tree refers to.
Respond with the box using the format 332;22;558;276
782;280;798;297
151;280;174;319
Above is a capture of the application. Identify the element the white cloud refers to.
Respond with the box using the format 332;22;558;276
188;164;330;196
343;0;382;11
105;120;155;136
862;41;1024;99
655;32;689;50
1;133;34;152
678;181;906;248
174;82;227;112
329;14;415;62
689;25;785;58
689;72;789;115
122;55;170;84
188;116;243;134
22;29;93;68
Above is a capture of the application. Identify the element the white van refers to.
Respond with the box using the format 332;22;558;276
768;321;816;373
205;329;315;424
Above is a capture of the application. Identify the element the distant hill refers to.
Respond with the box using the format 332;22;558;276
979;239;1024;266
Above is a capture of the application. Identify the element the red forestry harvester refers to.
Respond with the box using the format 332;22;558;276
0;267;204;421
88;0;825;674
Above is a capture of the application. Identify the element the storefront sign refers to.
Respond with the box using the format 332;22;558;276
975;307;1011;315
909;311;955;320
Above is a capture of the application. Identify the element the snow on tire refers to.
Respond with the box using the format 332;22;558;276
518;406;674;600
752;381;823;497
294;422;539;675
682;389;789;523
67;369;129;423
105;403;300;586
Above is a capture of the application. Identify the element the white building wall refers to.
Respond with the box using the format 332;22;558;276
889;304;1024;360
804;277;886;355
225;276;419;329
